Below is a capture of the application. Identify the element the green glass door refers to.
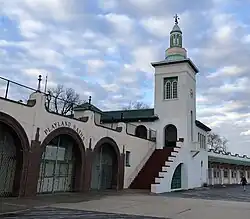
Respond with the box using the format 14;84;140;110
171;164;182;189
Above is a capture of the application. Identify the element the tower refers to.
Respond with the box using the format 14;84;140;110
152;14;199;149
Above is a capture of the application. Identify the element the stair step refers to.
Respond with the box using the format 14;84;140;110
171;151;178;156
162;166;169;172
151;184;160;193
168;156;175;161
155;177;162;183
165;160;173;165
159;171;166;177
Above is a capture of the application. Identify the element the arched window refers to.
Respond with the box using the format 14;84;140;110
173;34;177;45
171;163;183;189
135;125;147;139
170;35;174;47
164;124;177;147
179;35;182;47
164;81;172;99
172;80;178;98
164;77;178;100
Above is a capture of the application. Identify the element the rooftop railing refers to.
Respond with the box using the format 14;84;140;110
0;76;88;115
0;76;37;104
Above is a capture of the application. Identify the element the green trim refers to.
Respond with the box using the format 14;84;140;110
209;156;250;165
101;108;158;123
74;103;102;113
102;116;159;123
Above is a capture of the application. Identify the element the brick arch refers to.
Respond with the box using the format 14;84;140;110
93;137;120;162
92;137;123;190
38;127;86;193
0;111;30;196
40;127;86;154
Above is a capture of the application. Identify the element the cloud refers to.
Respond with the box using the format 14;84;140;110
240;130;250;136
140;17;173;38
207;65;245;78
100;13;135;35
1;0;250;155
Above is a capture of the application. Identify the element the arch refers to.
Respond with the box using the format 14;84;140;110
164;124;177;147
172;80;178;98
164;80;172;99
135;125;147;139
171;163;183;189
38;127;85;193
91;137;121;190
0;112;30;197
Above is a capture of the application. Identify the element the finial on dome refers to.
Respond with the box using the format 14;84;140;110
174;14;179;25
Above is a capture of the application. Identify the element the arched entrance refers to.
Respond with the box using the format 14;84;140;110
91;137;120;190
0;112;29;197
38;128;85;194
164;124;177;147
135;125;147;139
171;163;183;189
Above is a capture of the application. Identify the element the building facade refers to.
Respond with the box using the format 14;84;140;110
0;16;250;197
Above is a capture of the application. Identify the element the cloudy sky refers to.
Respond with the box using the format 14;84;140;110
0;0;250;154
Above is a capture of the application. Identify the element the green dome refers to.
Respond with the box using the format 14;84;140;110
170;24;182;34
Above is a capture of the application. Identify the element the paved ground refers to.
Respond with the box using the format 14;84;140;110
1;187;250;218
1;207;166;218
0;190;131;215
162;185;250;202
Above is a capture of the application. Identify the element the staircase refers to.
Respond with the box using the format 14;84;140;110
129;147;179;189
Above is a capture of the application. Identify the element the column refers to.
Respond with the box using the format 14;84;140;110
236;168;240;184
220;168;224;185
211;168;214;185
228;169;232;184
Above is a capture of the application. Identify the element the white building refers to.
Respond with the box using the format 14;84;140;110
0;16;250;197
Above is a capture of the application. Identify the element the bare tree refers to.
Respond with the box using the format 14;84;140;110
123;101;150;110
207;132;228;152
47;84;85;115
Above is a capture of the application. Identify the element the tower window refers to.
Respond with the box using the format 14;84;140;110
172;80;178;98
164;77;178;100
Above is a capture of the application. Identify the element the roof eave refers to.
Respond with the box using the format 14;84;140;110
195;120;211;132
151;59;199;74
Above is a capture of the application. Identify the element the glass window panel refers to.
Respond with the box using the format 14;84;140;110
44;161;55;177
172;81;178;98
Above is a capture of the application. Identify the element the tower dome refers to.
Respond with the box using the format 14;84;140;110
165;14;187;61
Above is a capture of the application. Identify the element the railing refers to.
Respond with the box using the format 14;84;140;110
45;93;87;116
0;76;37;104
0;76;88;116
126;123;157;142
94;112;122;132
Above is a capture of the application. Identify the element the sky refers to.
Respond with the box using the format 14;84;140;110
0;0;250;155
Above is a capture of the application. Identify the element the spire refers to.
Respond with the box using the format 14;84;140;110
174;14;179;25
170;14;182;47
165;14;187;61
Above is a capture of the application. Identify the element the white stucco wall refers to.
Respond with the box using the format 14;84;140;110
187;149;208;188
0;93;156;189
153;62;197;149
